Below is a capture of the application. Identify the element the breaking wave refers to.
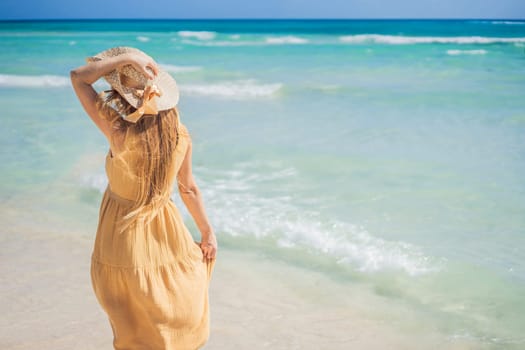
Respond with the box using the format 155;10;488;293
446;49;488;55
160;64;203;73
181;80;283;98
265;36;309;44
339;34;525;45
0;74;69;87
178;31;217;40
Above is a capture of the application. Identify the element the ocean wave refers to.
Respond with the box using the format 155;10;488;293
181;80;283;98
446;49;487;55
79;160;438;276
197;163;438;276
471;20;525;25
273;217;435;276
0;74;69;87
160;64;202;73
490;21;525;25
180;35;308;46
178;30;216;40
180;39;259;47
265;35;309;44
136;35;150;42
339;34;525;44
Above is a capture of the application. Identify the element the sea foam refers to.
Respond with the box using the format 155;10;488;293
490;21;525;25
265;36;309;44
0;74;69;87
446;49;487;55
339;34;525;44
160;64;202;73
180;39;259;47
81;162;436;276
196;163;438;276
181;80;283;98
178;31;216;40
180;35;309;47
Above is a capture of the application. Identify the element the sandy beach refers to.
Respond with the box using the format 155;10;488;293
0;200;481;350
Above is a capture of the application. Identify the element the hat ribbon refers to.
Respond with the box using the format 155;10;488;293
124;85;163;123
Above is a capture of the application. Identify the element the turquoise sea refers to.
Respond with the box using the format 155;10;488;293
1;19;525;348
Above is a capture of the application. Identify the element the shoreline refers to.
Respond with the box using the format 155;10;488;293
0;214;483;350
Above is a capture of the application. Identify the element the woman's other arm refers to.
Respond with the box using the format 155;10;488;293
177;140;218;261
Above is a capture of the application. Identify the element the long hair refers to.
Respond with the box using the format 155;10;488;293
96;89;180;232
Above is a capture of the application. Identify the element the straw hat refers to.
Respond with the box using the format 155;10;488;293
86;47;179;114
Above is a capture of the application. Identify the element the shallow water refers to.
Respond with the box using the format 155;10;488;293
1;19;525;348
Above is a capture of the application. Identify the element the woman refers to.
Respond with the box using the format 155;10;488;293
70;46;218;349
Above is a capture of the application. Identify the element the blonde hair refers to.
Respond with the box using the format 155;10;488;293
96;89;180;232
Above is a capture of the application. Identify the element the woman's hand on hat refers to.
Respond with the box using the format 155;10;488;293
125;52;159;80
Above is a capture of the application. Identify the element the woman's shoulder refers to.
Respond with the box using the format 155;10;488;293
178;121;191;140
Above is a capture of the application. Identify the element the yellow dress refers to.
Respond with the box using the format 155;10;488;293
90;122;215;350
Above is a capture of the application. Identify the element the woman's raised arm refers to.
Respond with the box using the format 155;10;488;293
70;52;159;138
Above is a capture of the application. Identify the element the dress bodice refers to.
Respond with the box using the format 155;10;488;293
105;122;190;202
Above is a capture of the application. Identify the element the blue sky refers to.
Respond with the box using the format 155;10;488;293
1;0;524;20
